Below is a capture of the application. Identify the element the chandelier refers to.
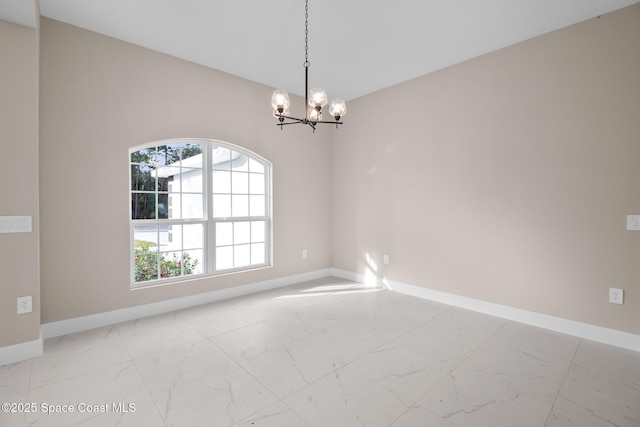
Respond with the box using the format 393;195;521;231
271;0;346;131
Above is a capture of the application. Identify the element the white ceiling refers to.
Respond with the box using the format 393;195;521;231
3;0;638;100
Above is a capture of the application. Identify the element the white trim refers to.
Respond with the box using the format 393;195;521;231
42;268;332;339
330;268;640;353
331;267;386;287
0;335;43;367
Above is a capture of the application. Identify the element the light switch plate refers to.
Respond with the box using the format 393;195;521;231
627;215;640;231
0;216;32;233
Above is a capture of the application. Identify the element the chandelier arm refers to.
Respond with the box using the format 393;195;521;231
313;120;343;125
275;116;306;124
275;114;304;121
276;122;305;126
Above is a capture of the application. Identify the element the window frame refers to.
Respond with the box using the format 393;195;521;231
129;138;272;287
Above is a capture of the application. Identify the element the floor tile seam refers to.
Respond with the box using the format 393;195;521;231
420;367;556;423
406;371;466;426
143;374;280;425
146;390;171;427
297;321;400;372
230;336;326;400
447;325;501;365
336;316;458;384
103;324;140;359
436;367;553;409
260;318;318;342
193;317;266;340
395;403;463;427
546;406;608;427
498;341;579;371
328;307;459;375
567;351;640;395
452;362;564;411
387;405;412;427
130;392;168;426
345;297;443;326
444;320;570;409
129;356;178;399
346;305;456;353
203;333;297;372
390;360;454;407
20;359;34;400
281;400;315;427
314;364;414;413
544;337;585;426
563;361;640;394
266;304;386;347
449;318;511;370
379;310;507;374
25;359;148;408
343;355;447;411
273;360;368;407
204;335;244;364
229;391;311;427
550;393;625;427
27;356;142;395
545;405;616;427
198;353;293;427
305;297;384;325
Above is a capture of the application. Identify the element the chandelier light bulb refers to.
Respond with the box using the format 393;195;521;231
329;99;347;120
307;106;322;123
309;88;328;109
271;90;290;113
273;107;291;123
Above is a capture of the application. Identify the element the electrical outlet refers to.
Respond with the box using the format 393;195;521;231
383;254;390;265
302;249;308;259
17;296;32;314
609;288;624;305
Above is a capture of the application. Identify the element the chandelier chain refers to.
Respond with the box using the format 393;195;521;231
304;0;309;67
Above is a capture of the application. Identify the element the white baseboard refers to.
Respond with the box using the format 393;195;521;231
331;268;640;353
41;268;332;339
0;335;43;367
331;267;385;287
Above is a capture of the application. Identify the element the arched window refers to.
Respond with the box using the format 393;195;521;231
129;139;271;286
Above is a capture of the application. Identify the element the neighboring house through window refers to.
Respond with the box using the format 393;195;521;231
130;138;271;286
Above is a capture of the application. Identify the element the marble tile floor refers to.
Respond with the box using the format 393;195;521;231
1;277;639;427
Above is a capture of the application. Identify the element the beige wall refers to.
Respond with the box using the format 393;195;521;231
332;5;640;334
0;19;40;346
39;18;332;322
4;4;639;351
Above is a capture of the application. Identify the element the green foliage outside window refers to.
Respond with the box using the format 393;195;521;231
134;243;199;282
